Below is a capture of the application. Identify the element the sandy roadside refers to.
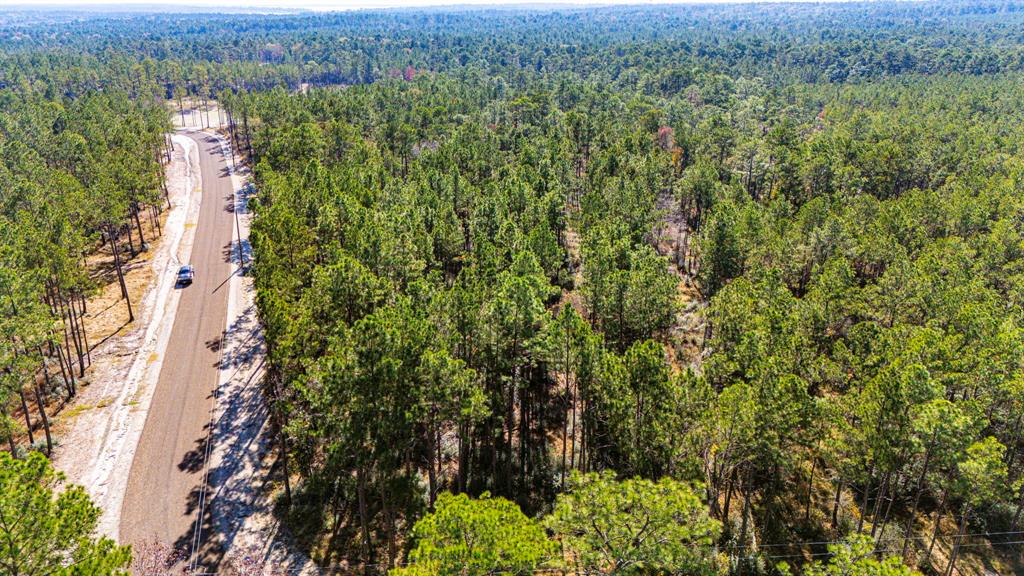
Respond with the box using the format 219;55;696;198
200;131;318;574
51;134;203;539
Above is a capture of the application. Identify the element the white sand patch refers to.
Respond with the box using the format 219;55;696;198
171;100;228;131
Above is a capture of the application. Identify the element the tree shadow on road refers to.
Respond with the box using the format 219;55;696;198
177;420;214;475
222;239;253;269
172;291;278;573
173;479;225;573
172;360;267;573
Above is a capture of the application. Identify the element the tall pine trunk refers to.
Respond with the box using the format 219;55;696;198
857;462;875;533
2;406;16;455
805;456;817;523
18;390;33;446
723;473;735;522
902;451;931;557
58;312;77;396
125;220;135;256
59;288;85;377
49;339;73;396
870;471;892;537
33;384;52;454
356;466;373;572
133;202;146;247
457;422;468;493
831;478;843;530
926;488;949;565
107;225;134;322
76;293;91;365
944;508;969;576
426;413;437;508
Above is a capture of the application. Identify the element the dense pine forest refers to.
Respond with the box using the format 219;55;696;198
2;2;1024;575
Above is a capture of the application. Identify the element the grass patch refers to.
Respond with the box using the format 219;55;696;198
61;404;95;419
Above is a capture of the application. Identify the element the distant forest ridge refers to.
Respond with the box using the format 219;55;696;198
1;1;1024;88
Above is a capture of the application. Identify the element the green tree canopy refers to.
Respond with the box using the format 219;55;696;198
0;452;131;576
392;492;553;576
546;471;721;575
802;534;919;576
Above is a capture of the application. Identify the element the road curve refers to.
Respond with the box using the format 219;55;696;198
120;132;235;569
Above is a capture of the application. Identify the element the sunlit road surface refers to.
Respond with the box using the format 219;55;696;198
121;132;235;570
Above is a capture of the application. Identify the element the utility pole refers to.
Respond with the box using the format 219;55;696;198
227;138;246;270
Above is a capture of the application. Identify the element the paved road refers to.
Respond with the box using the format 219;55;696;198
121;132;235;569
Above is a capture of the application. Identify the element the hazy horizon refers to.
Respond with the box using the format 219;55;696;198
3;0;871;12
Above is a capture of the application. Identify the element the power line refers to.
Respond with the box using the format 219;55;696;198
182;532;1024;574
187;235;230;571
721;529;1024;551
958;538;1024;548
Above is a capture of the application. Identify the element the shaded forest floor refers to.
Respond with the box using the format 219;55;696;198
713;443;1024;575
652;189;706;370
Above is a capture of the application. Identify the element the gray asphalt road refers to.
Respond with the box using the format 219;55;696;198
121;132;235;569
